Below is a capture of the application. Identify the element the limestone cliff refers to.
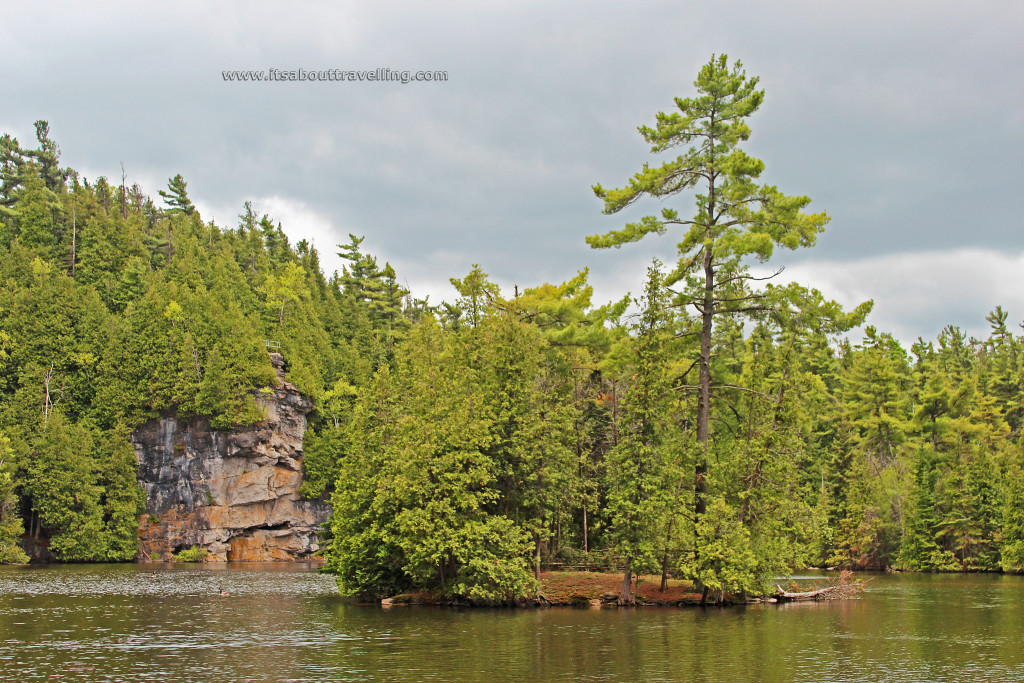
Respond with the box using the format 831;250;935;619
133;353;329;561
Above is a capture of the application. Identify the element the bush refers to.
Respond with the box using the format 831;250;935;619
173;545;207;562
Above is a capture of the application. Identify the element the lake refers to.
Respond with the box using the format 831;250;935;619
1;563;1022;681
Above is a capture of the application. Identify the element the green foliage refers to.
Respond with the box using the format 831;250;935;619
1000;448;1024;572
172;545;207;562
603;265;685;598
328;316;542;601
299;425;346;499
0;432;29;564
679;498;758;598
97;426;147;560
159;174;195;216
20;415;100;559
0;117;1022;587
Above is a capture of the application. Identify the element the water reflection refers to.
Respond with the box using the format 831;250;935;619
1;565;1023;681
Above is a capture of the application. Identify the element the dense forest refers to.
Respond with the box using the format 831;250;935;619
2;56;1023;605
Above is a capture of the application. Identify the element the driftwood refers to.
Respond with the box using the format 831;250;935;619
775;571;865;601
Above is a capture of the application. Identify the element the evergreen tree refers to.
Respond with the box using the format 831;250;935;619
830;329;912;569
26;121;68;192
589;54;830;565
159;174;195;216
0;431;28;563
1000;444;1024;572
604;265;680;603
328;317;537;601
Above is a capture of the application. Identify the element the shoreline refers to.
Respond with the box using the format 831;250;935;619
370;570;863;608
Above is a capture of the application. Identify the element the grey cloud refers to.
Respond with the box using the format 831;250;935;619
3;0;1022;340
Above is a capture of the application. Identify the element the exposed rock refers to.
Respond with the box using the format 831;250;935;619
133;353;329;561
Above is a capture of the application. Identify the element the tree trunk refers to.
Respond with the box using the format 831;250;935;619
693;244;714;589
69;207;76;277
534;533;541;581
556;514;561;555
696;246;713;518
619;556;634;605
582;504;588;553
775;572;863;601
120;162;129;219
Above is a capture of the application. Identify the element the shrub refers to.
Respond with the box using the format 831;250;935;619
173;545;207;562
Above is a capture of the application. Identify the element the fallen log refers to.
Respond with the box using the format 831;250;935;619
775;585;842;600
774;571;865;601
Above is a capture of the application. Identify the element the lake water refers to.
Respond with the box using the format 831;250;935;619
1;563;1023;681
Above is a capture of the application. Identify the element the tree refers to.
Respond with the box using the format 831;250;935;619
328;317;537;601
448;265;500;330
603;264;681;603
0;431;29;563
589;54;829;562
8;164;63;258
261;261;312;328
27;121;68;192
0;121;67;219
830;329;912;569
1001;443;1024;572
979;307;1023;434
159;174;195;216
337;235;410;339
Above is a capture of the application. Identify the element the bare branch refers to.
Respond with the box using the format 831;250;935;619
711;293;767;304
676;359;700;382
716;267;785;288
673;328;702;338
712;383;776;401
711;304;777;315
710;416;737;436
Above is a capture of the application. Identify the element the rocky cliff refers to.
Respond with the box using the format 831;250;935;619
133;353;329;561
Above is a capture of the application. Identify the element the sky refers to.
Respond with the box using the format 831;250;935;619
3;0;1022;344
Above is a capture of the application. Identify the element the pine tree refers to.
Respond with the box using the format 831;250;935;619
589;54;830;559
159;174;195;216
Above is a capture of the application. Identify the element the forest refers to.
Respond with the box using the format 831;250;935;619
1;56;1023;605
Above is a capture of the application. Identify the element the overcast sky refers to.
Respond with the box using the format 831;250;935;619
3;0;1022;344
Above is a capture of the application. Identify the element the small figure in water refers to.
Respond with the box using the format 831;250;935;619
219;587;229;596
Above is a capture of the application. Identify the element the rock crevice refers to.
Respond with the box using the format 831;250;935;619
133;353;329;561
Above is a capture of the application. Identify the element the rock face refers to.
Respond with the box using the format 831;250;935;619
133;354;329;561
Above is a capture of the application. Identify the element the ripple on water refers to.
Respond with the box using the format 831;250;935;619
3;567;1024;682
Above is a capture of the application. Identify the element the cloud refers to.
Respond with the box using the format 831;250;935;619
195;195;352;276
3;1;1021;345
757;249;1024;344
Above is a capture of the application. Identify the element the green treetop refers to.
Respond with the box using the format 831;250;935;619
159;174;195;216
